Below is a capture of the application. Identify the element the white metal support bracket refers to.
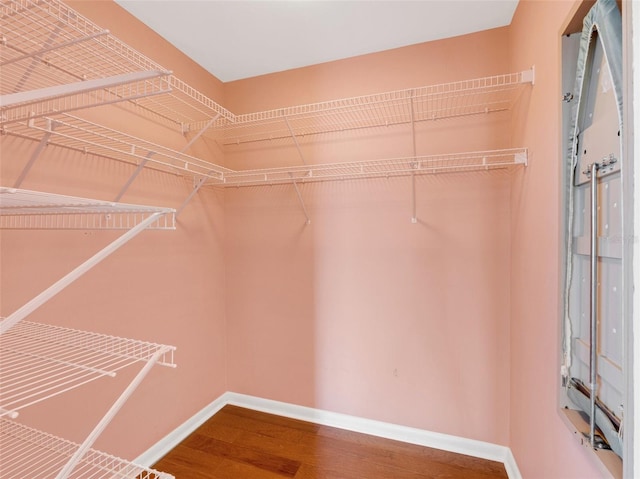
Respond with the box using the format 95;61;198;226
176;173;212;218
113;151;154;202
0;212;165;335
409;90;418;158
409;93;418;224
411;171;417;224
291;177;311;225
283;115;307;165
14;119;56;188
54;347;172;479
181;113;220;153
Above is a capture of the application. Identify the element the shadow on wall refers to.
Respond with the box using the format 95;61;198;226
224;166;512;446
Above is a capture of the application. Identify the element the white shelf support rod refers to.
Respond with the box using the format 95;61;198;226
0;30;110;67
13;126;54;188
283;115;307;165
410;93;418;224
54;348;169;479
411;171;417;224
0;70;169;108
409;91;417;158
180;113;220;153
113;151;154;202
292;178;311;225
176;174;209;218
0;212;165;335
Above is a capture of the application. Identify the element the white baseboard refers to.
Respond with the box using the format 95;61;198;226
134;393;229;467
136;391;522;479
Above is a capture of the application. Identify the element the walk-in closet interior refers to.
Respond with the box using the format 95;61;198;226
0;0;637;478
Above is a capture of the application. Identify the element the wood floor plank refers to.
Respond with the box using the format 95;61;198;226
211;459;298;479
153;405;508;479
152;444;224;479
183;432;301;477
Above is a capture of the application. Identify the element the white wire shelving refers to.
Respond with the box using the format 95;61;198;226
4;114;231;182
0;187;177;479
219;148;528;187
0;186;176;229
0;320;176;419
0;418;174;479
209;69;535;145
0;0;233;128
2;115;529;189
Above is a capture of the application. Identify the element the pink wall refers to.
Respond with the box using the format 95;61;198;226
508;0;603;477
1;0;618;476
224;28;514;446
0;1;227;460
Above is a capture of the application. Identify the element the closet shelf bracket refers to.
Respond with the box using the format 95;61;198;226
291;176;311;225
283;115;307;165
114;151;155;202
0;188;176;334
53;347;174;479
181;113;221;153
176;173;211;217
0;419;175;479
13;120;56;188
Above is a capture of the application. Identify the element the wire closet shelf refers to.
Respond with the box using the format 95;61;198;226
0;0;233;128
209;69;535;145
0;320;176;419
0;187;176;229
0;418;174;479
218;148;528;187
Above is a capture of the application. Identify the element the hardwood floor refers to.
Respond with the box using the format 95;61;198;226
153;405;508;479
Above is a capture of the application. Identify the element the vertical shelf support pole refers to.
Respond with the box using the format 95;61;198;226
410;92;418;224
113;151;154;202
411;172;417;224
589;161;600;448
292;179;311;225
0;212;165;335
54;348;170;479
283;115;307;165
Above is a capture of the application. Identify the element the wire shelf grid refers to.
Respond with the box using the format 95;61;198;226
0;0;234;127
0;320;176;419
205;70;533;145
8;114;232;181
0;418;175;478
0;187;176;229
219;148;528;187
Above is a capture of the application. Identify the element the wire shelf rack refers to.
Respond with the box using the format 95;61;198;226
207;69;535;145
0;320;175;419
0;418;175;478
4;114;231;181
0;0;233;127
219;148;528;187
0;187;176;229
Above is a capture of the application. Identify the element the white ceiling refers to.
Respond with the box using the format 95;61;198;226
115;1;520;83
